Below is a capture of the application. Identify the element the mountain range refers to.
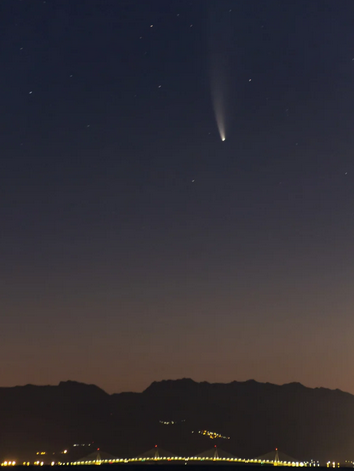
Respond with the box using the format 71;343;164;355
0;378;353;463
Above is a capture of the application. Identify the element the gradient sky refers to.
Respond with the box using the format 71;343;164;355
2;0;354;394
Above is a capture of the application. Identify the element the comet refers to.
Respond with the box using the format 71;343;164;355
211;81;226;142
213;97;226;141
208;6;231;143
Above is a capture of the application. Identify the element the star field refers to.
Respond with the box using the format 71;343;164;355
1;0;354;393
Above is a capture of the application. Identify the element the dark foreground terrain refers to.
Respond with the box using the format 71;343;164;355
0;379;353;462
15;467;327;470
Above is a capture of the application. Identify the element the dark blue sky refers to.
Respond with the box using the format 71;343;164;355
1;0;354;393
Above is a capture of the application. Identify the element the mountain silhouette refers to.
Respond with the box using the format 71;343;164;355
0;379;352;463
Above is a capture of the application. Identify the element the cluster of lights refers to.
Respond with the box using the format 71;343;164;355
60;459;126;466
22;462;56;467
73;444;91;447
36;452;46;455
194;429;230;440
0;462;16;467
326;462;340;468
58;456;316;467
159;419;186;425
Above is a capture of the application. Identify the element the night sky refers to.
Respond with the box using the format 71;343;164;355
2;0;354;394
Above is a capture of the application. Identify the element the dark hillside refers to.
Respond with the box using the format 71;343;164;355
0;379;353;463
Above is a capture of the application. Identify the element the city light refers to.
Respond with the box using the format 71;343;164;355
194;429;230;439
